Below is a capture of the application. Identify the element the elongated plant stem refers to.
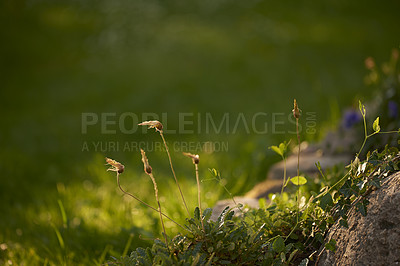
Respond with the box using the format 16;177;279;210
160;132;190;216
116;173;185;230
358;113;368;157
281;157;287;195
195;164;204;231
296;117;300;223
149;172;168;248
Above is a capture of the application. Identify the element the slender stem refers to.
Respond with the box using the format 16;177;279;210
296;117;300;223
358;139;367;158
149;172;168;249
358;115;368;157
326;170;351;194
116;173;186;230
157;201;168;247
359;130;398;157
376;130;400;134
195;164;205;231
363;114;368;141
281;157;287;195
284;222;299;242
160;132;190;216
222;183;244;214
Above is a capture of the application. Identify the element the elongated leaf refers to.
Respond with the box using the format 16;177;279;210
288;249;298;263
315;161;327;182
194;207;200;220
217;206;230;226
290;176;307;186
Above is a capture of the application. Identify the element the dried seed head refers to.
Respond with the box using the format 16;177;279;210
140;149;152;174
105;157;124;174
138;120;163;133
183;152;200;164
292;99;301;119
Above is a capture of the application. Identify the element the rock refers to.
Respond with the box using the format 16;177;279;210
210;197;259;221
319;130;359;155
318;172;400;266
247;148;352;199
267;152;352;181
244;179;282;199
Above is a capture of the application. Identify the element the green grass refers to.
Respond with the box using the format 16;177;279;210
1;0;399;264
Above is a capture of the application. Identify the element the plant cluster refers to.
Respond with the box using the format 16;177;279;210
103;51;400;265
110;145;399;265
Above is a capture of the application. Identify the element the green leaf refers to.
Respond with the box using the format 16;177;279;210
368;177;381;189
270;145;283;157
258;198;267;209
315;161;327;182
217;206;230;226
288;249;298;263
372;117;380;133
339;179;355;198
290;176;307;186
272;236;285;253
211;168;218;177
269;141;290;158
279;143;286;152
319;193;333;210
194;207;200;220
356;200;369;216
203;208;212;221
280;252;286;262
325;239;337;252
208;168;221;182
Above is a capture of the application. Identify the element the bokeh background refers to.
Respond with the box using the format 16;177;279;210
1;0;399;264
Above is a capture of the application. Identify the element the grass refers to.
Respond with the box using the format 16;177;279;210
1;0;400;264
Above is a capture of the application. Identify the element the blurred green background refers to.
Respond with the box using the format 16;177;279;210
1;0;399;264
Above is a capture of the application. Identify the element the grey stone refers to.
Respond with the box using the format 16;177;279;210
210;197;259;221
247;148;352;199
317;172;400;266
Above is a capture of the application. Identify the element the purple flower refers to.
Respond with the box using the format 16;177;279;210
388;100;398;118
342;109;362;129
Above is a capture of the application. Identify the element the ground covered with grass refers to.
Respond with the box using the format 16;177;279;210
1;0;399;265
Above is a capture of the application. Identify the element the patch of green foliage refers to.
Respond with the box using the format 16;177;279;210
110;146;399;265
108;95;399;265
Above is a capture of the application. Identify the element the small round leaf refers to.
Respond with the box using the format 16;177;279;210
290;176;307;186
